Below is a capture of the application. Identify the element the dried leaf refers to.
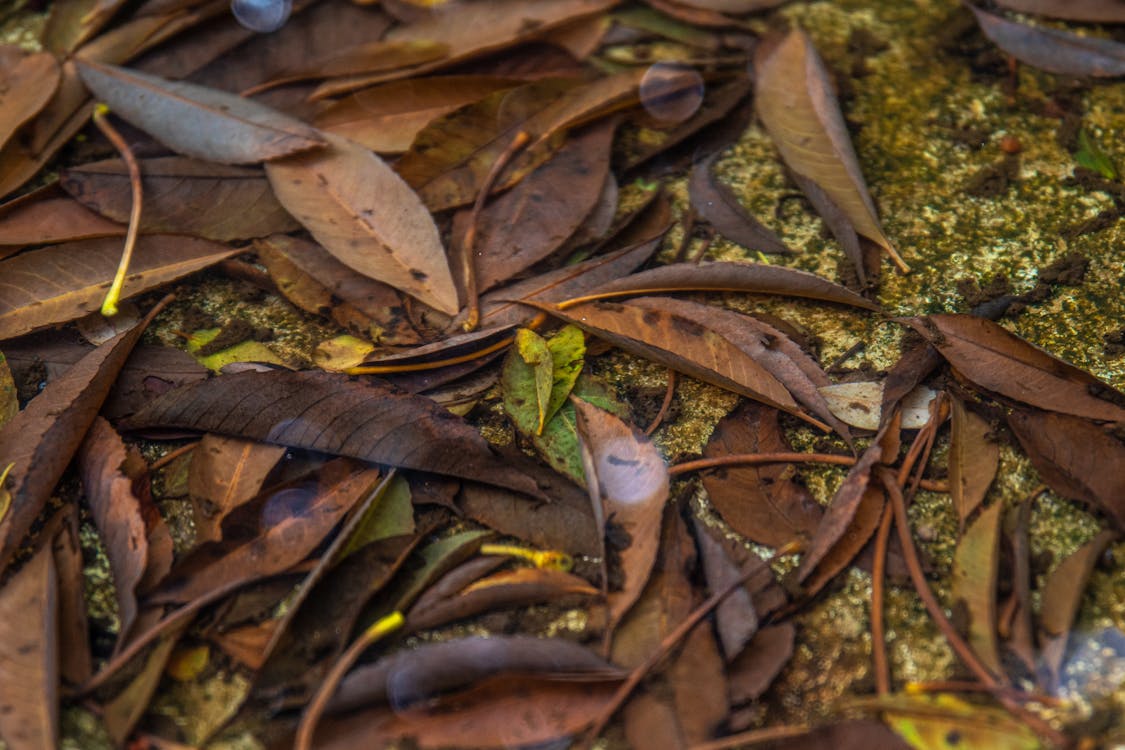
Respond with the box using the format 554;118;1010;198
968;5;1125;78
993;0;1125;23
754;29;905;272
265;132;458;315
0;353;16;428
0;186;126;253
949;397;999;527
689;152;791;255
187;434;286;544
903;314;1125;422
511;328;556;435
254;39;449;92
75;59;326;164
60;157;300;241
818;381;936;431
728;623;795;705
50;510;92;686
0;235;236;341
691;517;758;660
0;48;61;152
101;624;185;747
123;370;545;497
951;501;1005;677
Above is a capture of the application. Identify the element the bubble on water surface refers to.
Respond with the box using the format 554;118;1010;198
638;63;704;123
231;0;292;33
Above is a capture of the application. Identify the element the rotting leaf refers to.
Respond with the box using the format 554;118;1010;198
688;152;792;255
265;132;459;315
949;397;999;528
0;235;236;341
951;501;1005;678
123;369;546;498
186;434;287;545
754;28;907;274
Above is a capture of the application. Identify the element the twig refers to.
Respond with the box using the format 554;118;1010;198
147;442;199;473
870;502;893;696
644;369;676;435
669;451;947;491
690;723;813;750
91;104;143;318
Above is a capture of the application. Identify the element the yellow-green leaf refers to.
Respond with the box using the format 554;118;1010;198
545;325;586;425
515;328;554;435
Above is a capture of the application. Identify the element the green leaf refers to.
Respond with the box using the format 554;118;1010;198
534;374;629;486
340;474;415;560
1075;129;1118;180
514;328;554;434
185;328;284;372
545;325;586;426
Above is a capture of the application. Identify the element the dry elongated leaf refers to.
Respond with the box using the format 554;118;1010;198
314;76;520;154
468;119;616;291
903;314;1125;422
701;402;823;549
689;153;791;255
253;40;449;93
573;397;669;633
993;0;1125;22
265;133;458;315
950;501;1005;677
0;48;61;152
0;542;57;750
50;510;92;686
1007;408;1125;530
728;623;795;706
0;235;235;341
60;157;300;241
968;5;1125;77
692;517;757;660
151;463;379;605
123;370;544;497
75;59;325;164
949;397;999;528
329;635;619;713
0;187;125;253
187;434;286;544
754;29;906;272
0;309;157;571
590;260;880;310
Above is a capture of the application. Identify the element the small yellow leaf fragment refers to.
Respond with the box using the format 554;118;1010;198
480;542;575;571
165;644;209;682
314;335;376;372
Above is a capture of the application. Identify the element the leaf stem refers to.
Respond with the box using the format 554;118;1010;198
91;104;143;318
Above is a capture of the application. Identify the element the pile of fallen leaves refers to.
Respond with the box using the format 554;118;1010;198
1;0;1124;748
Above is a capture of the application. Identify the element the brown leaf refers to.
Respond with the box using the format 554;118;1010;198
0;542;57;750
60;156;300;241
314;75;521;154
903;314;1125;422
728;623;795;706
186;434;286;545
101;623;185;747
0;185;126;253
950;501;1005;677
0;235;236;341
589;260;880;310
50;510;92;686
573;397;669;633
0;47;61;153
123;370;545;497
254;39;448;93
798;484;886;598
968;5;1125;77
624;692;687;750
691;516;758;660
993;0;1125;22
949;397;999;528
75;59;326;164
689;152;791;255
265;132;459;315
754;28;906;272
1007;408;1125;529
702;403;823;548
0;307;159;571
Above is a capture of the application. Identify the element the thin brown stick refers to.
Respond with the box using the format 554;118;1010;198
91;104;143;318
147;441;199;473
689;723;813;750
461;130;531;332
669;451;947;491
870;502;894;696
644;369;676;435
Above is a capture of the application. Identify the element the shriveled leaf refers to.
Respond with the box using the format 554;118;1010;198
0;186;125;253
60;157;300;241
0;48;61;152
951;501;1005;677
123;370;544;497
754;29;905;272
993;0;1125;23
968;5;1125;78
265;132;458;315
75;59;325;164
0;542;57;750
691;517;758;660
903;314;1125;422
689;152;791;255
1007;408;1125;530
701;402;823;549
573;397;669;632
949;397;999;527
589;260;879;309
187;434;286;545
0;235;236;341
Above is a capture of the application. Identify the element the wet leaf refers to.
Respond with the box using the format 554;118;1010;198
754;28;905;273
265;132;459;315
573;397;669;633
691;516;758;660
949;397;999;527
951;501;1005;677
701;402;823;549
0;186;126;253
903;314;1125;422
0;542;57;750
968;5;1125;78
75;59;326;164
60;157;300;241
314;76;521;154
503;325;588;444
123;370;545;497
0;48;61;153
186;434;286;545
689;152;791;255
993;0;1125;23
1007;408;1125;530
0;235;236;341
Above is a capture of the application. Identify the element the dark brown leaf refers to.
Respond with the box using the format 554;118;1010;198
904;314;1125;422
0;47;61;152
122;370;545;497
253;39;448;93
0;186;126;253
50;510;92;686
728;623;795;706
101;623;185;747
60;157;300;241
689;152;792;255
691;517;758;660
186;434;286;545
0;235;236;341
993;0;1125;22
949;397;999;527
950;501;1005;677
968;5;1125;77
